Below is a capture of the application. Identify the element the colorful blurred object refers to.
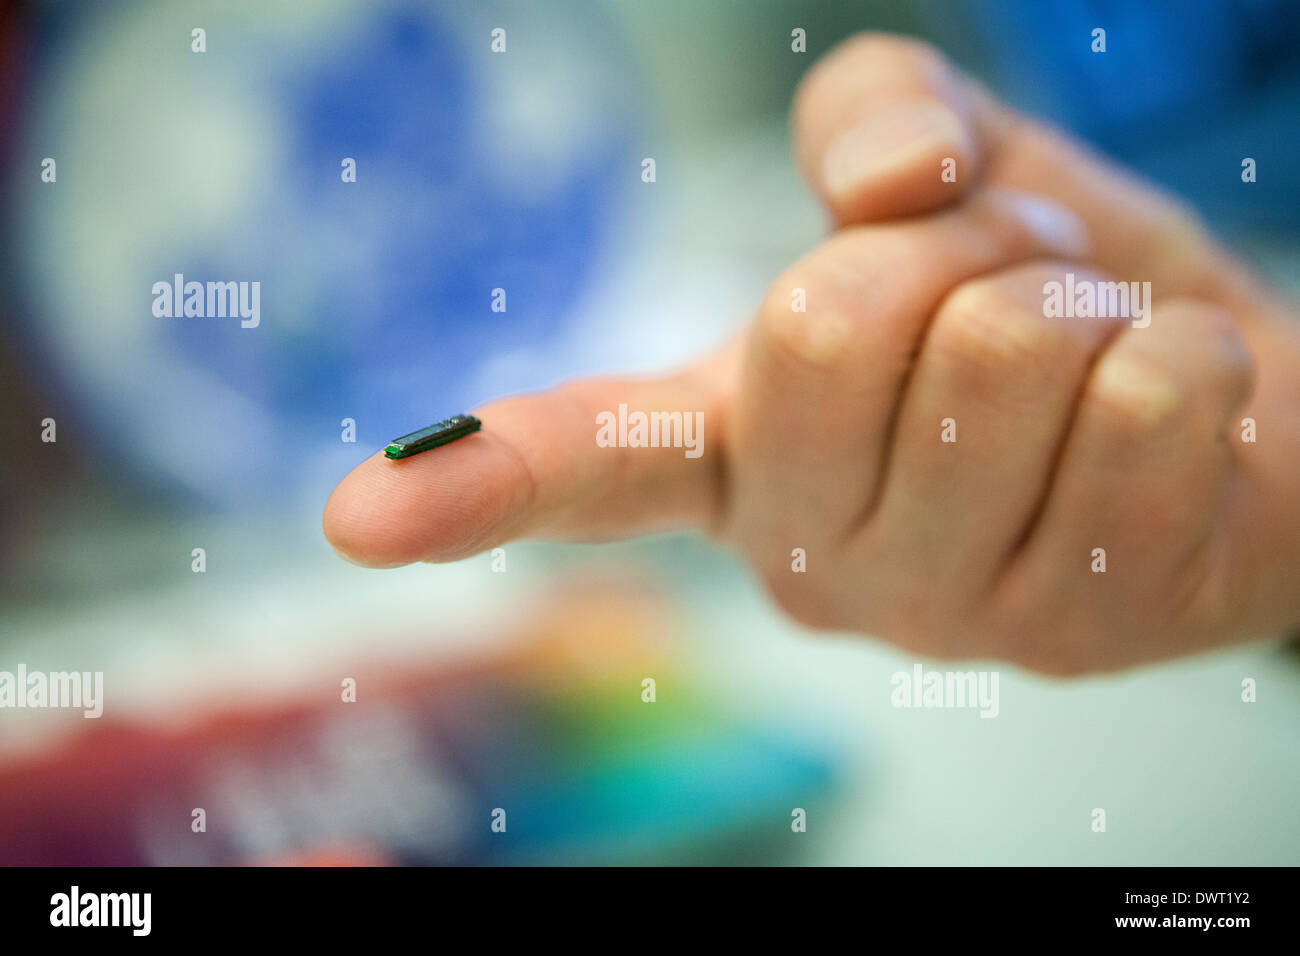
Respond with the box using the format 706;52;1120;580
0;585;838;865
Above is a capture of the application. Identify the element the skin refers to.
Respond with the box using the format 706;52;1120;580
323;34;1300;676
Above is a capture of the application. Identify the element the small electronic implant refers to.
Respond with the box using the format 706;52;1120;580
384;414;482;460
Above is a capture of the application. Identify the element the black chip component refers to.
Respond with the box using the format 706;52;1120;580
384;414;482;460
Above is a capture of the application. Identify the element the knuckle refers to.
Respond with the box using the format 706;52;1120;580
756;268;856;369
930;278;1057;384
755;236;888;369
1082;352;1190;442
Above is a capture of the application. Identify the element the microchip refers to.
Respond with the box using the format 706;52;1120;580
384;414;482;460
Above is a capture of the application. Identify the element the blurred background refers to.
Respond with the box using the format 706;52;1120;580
1;0;1297;864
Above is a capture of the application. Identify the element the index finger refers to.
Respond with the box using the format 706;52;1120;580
322;356;735;568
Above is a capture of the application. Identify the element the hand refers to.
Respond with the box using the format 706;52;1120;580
324;34;1300;675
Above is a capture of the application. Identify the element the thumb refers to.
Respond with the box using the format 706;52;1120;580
322;348;736;568
793;33;1000;224
793;33;1231;304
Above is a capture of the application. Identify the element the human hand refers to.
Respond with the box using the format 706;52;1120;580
324;34;1300;675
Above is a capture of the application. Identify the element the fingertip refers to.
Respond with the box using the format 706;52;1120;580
792;32;986;224
817;99;976;222
322;438;527;568
322;453;420;568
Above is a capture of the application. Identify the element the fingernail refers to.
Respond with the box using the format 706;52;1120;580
980;186;1091;259
821;101;971;198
